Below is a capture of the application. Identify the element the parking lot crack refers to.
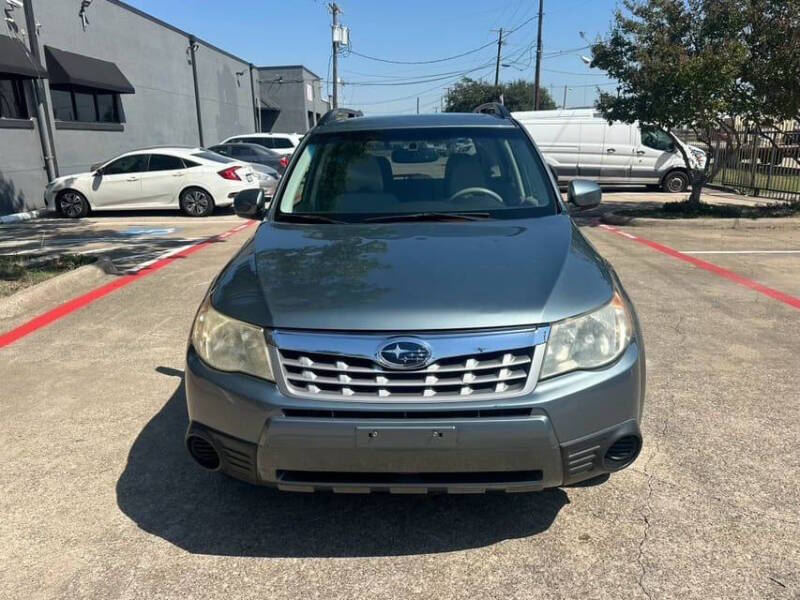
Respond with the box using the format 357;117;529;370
636;417;669;600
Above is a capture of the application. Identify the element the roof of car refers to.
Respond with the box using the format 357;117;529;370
313;112;518;133
123;145;201;154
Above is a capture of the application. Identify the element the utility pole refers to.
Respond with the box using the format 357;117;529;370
533;0;544;109
329;2;341;109
562;84;568;109
416;97;420;114
493;28;504;87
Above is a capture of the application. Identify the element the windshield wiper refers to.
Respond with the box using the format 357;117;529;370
363;212;491;223
277;213;347;224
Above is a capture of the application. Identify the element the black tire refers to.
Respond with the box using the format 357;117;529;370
57;190;90;218
180;187;215;217
661;170;689;193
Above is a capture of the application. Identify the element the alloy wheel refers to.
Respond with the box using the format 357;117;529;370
184;190;209;216
60;192;85;218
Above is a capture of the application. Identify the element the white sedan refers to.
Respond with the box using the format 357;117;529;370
45;147;257;218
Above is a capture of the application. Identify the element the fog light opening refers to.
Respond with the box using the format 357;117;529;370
604;435;641;469
187;434;220;471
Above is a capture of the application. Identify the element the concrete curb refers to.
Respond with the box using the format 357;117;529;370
600;210;800;229
0;209;52;224
0;256;118;326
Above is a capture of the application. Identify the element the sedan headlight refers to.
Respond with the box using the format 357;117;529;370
191;296;274;381
541;291;634;379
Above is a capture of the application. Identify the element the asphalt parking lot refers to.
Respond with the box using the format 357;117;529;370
1;205;799;599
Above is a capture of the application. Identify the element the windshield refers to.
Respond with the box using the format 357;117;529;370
275;127;558;222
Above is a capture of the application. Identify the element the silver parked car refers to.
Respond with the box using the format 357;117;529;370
184;105;645;493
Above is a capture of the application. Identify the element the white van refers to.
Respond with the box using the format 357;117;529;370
513;109;705;192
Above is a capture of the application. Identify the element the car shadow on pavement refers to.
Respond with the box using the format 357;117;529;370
116;372;569;558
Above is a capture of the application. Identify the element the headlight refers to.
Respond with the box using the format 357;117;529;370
191;296;274;381
540;291;633;379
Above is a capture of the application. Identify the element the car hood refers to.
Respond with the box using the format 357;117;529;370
211;214;614;331
48;172;92;187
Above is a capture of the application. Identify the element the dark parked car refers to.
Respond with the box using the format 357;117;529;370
208;143;287;174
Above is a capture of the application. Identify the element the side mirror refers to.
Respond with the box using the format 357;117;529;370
233;188;265;220
567;179;602;210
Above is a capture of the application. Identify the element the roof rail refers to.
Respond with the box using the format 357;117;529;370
473;102;512;119
316;107;364;127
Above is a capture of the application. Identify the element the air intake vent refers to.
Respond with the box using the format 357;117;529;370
605;436;641;466
282;407;533;419
186;435;220;470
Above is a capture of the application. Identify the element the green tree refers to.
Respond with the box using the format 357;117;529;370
591;0;800;204
444;78;556;113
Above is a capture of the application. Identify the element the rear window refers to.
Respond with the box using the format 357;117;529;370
277;127;558;222
271;137;295;149
192;151;234;164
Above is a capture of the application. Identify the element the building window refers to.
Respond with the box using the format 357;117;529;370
50;86;121;123
307;111;315;129
0;78;28;119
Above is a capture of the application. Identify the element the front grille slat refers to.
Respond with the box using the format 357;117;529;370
284;368;529;388
277;343;537;401
279;354;532;374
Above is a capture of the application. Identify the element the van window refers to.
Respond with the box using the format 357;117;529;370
641;127;674;152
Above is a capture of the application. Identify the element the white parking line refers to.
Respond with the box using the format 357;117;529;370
680;250;800;255
127;243;196;273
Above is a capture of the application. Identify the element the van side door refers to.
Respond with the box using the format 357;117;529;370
601;122;634;182
577;120;605;179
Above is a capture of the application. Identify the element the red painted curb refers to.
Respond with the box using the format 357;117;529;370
0;220;256;349
599;224;800;311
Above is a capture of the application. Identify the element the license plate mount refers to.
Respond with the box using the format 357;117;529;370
355;426;457;449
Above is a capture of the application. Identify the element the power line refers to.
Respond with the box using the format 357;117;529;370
348;13;539;66
350;40;497;65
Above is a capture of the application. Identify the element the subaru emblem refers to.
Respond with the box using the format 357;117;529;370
376;338;433;370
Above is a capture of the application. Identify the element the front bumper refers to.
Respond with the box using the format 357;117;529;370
185;341;645;492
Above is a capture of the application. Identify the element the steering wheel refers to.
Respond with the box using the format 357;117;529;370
448;186;504;204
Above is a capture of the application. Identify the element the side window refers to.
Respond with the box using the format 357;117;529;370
212;146;230;155
148;154;184;171
182;159;200;168
641;127;674;152
50;88;75;121
103;154;149;175
0;78;29;119
230;146;249;158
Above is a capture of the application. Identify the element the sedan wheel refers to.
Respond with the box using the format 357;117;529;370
58;191;89;218
180;188;214;217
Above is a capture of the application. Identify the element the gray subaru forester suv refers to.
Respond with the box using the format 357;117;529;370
184;105;645;493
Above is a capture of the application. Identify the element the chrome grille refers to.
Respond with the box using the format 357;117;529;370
272;327;548;402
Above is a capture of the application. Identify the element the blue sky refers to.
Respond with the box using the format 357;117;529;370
126;0;618;114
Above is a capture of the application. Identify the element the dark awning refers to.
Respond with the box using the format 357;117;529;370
44;46;135;94
0;35;46;78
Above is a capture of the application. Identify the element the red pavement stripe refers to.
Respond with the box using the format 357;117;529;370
0;220;256;349
599;224;800;311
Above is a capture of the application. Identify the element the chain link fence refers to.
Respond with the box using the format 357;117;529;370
677;121;800;202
